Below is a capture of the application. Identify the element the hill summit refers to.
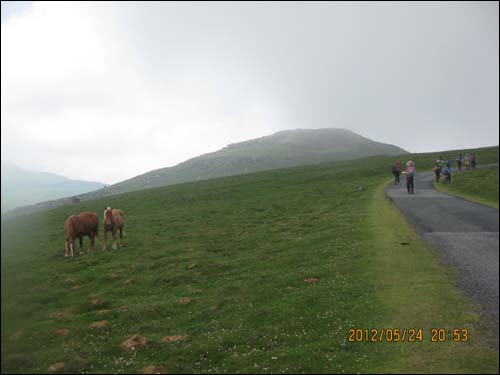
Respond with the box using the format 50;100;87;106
109;128;407;193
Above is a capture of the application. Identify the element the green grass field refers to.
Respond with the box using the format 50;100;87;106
2;146;499;374
434;166;499;209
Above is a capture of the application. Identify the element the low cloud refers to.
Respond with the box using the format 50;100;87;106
2;2;498;183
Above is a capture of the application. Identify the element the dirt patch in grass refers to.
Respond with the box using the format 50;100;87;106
121;335;148;351
122;278;135;285
177;297;193;305
304;277;319;283
89;297;105;307
49;309;72;319
54;328;70;336
89;320;108;329
160;335;188;343
47;362;65;373
140;364;168;374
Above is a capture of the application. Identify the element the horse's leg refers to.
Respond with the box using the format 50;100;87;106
70;242;74;258
112;228;117;250
90;233;95;251
79;236;84;256
65;241;69;257
95;228;100;247
119;227;123;248
103;229;107;251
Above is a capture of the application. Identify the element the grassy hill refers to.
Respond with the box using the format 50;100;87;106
7;129;407;216
109;128;408;193
1;162;107;213
1;146;498;374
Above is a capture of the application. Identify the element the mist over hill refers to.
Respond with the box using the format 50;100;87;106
1;162;107;213
107;128;408;193
6;128;407;215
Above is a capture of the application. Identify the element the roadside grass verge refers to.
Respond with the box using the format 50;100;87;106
434;166;499;209
368;182;498;373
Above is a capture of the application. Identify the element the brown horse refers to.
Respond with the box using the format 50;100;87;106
103;206;125;250
64;212;99;257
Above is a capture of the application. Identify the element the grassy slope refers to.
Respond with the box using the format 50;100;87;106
434;166;499;209
1;146;498;374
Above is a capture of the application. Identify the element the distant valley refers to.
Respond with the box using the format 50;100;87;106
1;162;107;213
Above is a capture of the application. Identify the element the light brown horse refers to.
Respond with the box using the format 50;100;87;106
103;206;125;250
64;212;99;257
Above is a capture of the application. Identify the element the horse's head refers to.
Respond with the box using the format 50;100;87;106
65;216;76;257
104;207;114;226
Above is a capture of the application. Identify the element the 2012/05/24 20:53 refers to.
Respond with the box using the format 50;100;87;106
347;328;469;342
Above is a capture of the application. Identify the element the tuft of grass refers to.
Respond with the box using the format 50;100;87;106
1;146;499;373
434;166;499;209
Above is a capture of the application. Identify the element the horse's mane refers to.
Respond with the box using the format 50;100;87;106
66;216;76;238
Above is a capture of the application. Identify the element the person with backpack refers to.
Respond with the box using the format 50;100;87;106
436;157;444;170
392;165;398;185
443;165;452;184
403;161;416;194
433;158;442;182
471;152;476;168
392;160;401;185
433;163;441;182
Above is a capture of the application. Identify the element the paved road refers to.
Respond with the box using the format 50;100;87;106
386;169;499;321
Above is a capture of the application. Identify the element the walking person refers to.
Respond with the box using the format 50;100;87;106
403;161;416;194
436;157;444;171
392;160;401;185
443;165;452;184
471;152;476;168
434;158;442;182
434;163;441;182
456;153;463;171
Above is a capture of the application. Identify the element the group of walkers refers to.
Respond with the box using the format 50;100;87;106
455;152;476;171
433;152;478;184
392;159;416;194
391;152;479;195
433;156;453;184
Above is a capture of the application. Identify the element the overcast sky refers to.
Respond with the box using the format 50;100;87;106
2;1;498;184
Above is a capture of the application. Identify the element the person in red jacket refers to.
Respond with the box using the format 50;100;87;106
402;161;416;194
